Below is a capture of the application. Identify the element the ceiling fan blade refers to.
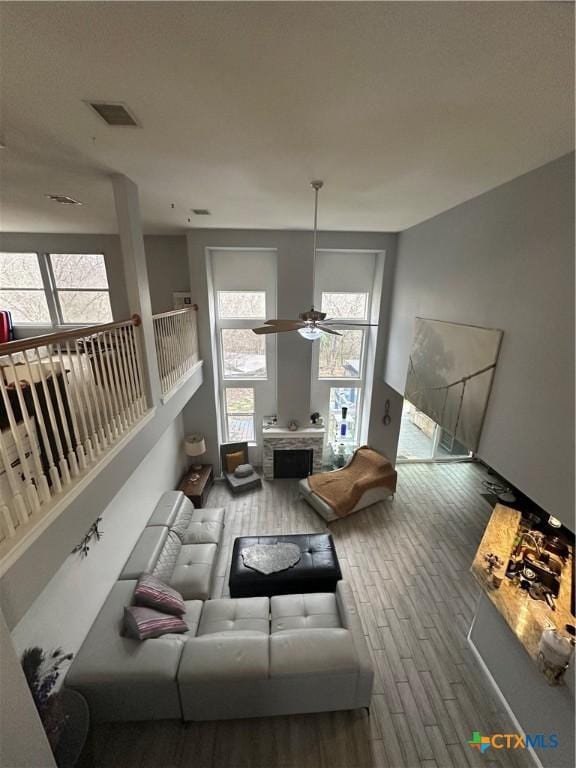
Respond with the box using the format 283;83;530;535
322;321;379;327
318;326;343;336
264;319;304;326
253;324;302;335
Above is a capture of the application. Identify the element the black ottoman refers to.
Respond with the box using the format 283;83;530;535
229;533;342;598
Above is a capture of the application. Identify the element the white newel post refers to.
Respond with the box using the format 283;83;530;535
112;173;162;408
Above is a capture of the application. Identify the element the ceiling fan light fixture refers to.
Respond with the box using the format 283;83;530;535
298;326;323;341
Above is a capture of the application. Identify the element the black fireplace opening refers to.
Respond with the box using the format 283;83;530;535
273;449;313;479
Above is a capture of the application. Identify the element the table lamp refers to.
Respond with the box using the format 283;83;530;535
184;434;206;471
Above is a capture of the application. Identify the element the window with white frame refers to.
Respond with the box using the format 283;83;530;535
49;253;112;324
210;249;277;447
225;387;256;442
315;291;370;446
0;251;112;325
0;252;52;323
310;248;379;458
328;386;362;444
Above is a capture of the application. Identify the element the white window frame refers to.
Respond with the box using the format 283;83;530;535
46;253;113;326
214;289;275;445
327;384;364;445
312;290;371;445
0;251;112;327
223;386;257;444
0;252;54;325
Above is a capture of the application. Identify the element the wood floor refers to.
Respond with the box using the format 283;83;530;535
92;461;535;768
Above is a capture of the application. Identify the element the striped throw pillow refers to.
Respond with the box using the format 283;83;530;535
124;606;188;640
134;574;185;616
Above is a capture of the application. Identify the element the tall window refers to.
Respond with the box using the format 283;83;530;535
216;290;269;442
0;251;112;325
312;288;372;453
210;248;277;448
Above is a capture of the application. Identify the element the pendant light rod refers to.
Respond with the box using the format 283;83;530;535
311;180;323;306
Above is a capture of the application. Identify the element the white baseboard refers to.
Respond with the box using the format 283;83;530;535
467;624;543;768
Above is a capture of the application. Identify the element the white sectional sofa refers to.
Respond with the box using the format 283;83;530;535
66;491;374;723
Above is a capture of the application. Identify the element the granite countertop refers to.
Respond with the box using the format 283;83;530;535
471;504;575;662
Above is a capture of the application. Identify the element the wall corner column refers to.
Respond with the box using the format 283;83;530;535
112;173;161;406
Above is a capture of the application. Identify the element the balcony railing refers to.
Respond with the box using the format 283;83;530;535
0;316;148;558
153;307;199;398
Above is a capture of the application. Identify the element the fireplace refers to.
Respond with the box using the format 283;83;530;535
273;449;313;479
262;425;325;480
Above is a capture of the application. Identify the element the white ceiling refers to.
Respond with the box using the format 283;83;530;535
0;1;573;234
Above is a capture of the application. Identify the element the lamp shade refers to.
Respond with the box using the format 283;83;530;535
184;434;206;457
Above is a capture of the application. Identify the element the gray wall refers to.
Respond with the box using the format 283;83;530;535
385;153;575;527
144;235;190;314
184;229;399;470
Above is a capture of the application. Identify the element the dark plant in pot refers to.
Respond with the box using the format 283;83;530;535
21;646;74;752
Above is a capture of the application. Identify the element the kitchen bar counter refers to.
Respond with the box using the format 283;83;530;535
471;504;574;662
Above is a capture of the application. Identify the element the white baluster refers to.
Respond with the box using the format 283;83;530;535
78;338;107;451
107;329;128;431
66;341;95;463
5;355;50;504
91;334;116;442
130;324;146;415
44;346;79;477
99;332;121;438
33;348;71;486
54;343;87;472
0;423;28;527
113;328;133;426
119;325;138;421
0;375;39;515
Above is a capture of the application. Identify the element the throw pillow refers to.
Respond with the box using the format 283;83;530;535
234;463;253;478
124;606;188;640
134;573;185;616
225;450;245;474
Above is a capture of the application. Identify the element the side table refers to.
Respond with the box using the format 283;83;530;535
178;464;214;508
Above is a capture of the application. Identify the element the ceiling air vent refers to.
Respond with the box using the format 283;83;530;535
45;194;83;206
87;101;139;127
192;209;211;216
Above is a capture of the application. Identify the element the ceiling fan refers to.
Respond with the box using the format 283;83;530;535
252;181;377;341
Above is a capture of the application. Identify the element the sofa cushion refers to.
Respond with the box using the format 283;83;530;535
198;597;270;636
146;491;191;528
134;574;185;616
124;606;188;640
120;528;169;580
169;543;217;600
172;507;225;546
225;450;245;474
271;593;341;633
270;628;358;678
66;581;187;687
179;632;269;682
182;600;203;637
151;530;182;582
